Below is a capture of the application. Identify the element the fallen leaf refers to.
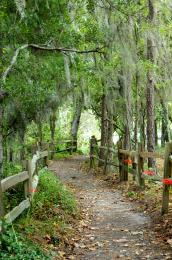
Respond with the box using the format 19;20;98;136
167;239;172;246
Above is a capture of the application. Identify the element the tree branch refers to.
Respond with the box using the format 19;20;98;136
29;44;104;54
2;44;28;83
2;44;104;83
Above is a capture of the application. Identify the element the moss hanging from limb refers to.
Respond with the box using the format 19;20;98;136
63;53;71;89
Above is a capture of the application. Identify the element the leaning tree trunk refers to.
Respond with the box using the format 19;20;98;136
70;94;83;152
146;0;156;167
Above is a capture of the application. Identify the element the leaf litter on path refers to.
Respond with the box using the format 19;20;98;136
49;156;172;259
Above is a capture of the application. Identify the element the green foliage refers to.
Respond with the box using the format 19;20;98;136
3;183;25;212
0;223;49;260
13;168;78;255
127;191;136;197
31;169;77;219
3;162;22;177
54;152;72;160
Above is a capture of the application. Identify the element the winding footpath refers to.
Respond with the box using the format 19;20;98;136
49;156;172;260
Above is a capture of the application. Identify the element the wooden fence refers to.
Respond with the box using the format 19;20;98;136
0;139;76;227
35;140;77;157
0;150;48;226
90;136;172;215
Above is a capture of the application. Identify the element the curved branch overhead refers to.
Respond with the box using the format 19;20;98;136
2;44;104;84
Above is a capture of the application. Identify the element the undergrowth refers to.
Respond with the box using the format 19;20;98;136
16;169;78;256
0;222;49;260
31;168;77;217
1;168;78;259
3;161;22;177
54;152;72;160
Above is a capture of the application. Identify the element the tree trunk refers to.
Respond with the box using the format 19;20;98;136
124;84;132;150
104;110;114;173
146;0;156;167
161;100;169;147
50;110;57;159
70;93;83;152
9;147;13;162
140;103;146;149
50;110;56;142
134;71;139;149
155;119;158;147
99;94;108;166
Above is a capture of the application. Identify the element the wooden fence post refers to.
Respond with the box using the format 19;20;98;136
137;143;145;187
132;156;137;181
117;141;124;181
161;142;172;215
123;153;129;181
24;160;32;198
103;146;109;174
90;136;94;169
90;136;97;169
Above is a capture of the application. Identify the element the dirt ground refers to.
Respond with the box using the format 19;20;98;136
49;156;172;260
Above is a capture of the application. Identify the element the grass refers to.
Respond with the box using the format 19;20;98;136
17;169;78;255
30;168;77;217
2;168;78;259
53;151;73;160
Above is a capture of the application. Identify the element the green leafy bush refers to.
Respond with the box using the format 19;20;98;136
0;223;49;260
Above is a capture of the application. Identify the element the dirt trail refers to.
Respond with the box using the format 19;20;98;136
49;156;172;260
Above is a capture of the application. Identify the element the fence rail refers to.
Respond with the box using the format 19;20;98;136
90;137;172;215
1;171;28;192
0;150;49;227
0;139;77;230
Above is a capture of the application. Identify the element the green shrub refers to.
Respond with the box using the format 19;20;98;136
0;223;49;260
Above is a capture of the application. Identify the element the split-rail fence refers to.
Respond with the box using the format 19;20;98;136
90;136;172;215
0;139;76;228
